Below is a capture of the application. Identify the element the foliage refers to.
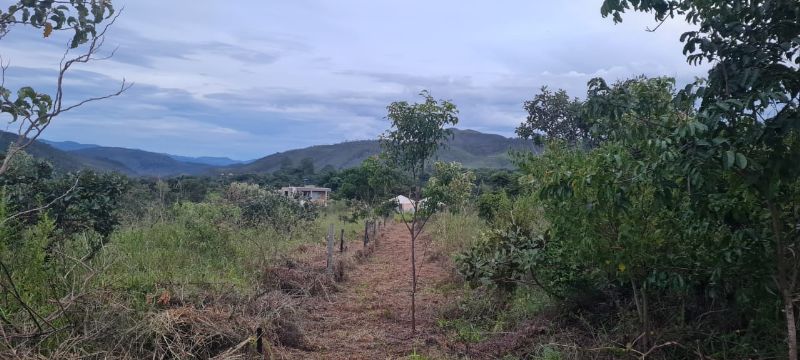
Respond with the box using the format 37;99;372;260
0;1;115;46
456;197;559;294
0;155;128;350
516;87;589;145
459;76;797;357
335;156;405;203
476;191;510;223
424;161;475;214
453;2;800;357
2;152;128;252
599;1;800;357
381;90;460;333
475;169;523;196
382;90;459;182
223;182;318;232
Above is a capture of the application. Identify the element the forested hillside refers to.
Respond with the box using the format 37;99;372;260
228;128;534;174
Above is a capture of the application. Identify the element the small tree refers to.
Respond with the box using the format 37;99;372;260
381;90;458;333
425;161;475;215
335;155;405;222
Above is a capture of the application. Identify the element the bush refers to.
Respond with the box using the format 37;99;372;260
476;191;510;223
223;182;318;231
456;77;796;358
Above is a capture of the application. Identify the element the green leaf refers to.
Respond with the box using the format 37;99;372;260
735;153;747;169
723;150;735;169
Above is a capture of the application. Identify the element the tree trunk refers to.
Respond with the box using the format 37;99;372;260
785;290;798;360
339;228;345;253
411;220;417;334
770;200;797;360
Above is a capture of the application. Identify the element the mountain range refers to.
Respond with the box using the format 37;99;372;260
1;129;535;177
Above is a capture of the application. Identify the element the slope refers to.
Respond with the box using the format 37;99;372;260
0;131;133;174
227;128;535;174
69;147;212;177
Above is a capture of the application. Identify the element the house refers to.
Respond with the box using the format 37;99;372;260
280;186;331;206
391;195;416;213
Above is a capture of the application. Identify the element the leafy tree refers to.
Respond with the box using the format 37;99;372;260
460;74;798;357
335;155;406;222
601;1;800;358
0;154;128;341
424;161;475;214
516;87;589;144
475;191;510;223
381;90;459;333
1;153;128;255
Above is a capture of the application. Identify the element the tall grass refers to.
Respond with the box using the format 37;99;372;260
96;200;353;299
428;210;484;256
314;200;369;245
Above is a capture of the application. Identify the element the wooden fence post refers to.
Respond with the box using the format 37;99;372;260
339;228;345;253
372;221;378;246
326;224;334;275
256;327;263;354
363;220;369;247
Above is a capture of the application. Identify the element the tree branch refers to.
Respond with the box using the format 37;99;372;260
1;176;79;226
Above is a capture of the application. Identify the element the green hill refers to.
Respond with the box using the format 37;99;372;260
2;129;534;177
69;147;212;177
1;131;208;176
0;131;101;173
225;129;536;174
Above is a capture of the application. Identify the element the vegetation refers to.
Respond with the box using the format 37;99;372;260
381;90;460;333
0;0;798;358
232;128;532;174
449;1;800;358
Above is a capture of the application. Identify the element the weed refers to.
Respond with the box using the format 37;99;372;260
535;345;563;360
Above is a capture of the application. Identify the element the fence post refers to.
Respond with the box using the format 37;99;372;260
372;221;378;246
339;228;345;253
326;224;334;275
363;220;369;247
256;327;263;354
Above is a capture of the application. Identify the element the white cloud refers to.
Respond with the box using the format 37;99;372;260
0;0;709;158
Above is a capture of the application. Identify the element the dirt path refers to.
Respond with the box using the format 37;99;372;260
282;222;453;359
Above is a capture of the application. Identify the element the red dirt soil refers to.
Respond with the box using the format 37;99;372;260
278;221;454;359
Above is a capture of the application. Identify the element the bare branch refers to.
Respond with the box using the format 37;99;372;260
1;176;80;225
0;9;129;177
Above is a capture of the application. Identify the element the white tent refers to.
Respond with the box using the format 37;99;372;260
391;195;415;213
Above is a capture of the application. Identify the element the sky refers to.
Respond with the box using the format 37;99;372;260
1;1;706;160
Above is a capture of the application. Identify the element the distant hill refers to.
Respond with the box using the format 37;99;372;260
167;155;245;167
40;139;101;151
2;128;534;177
0;132;87;173
224;129;537;174
2;132;211;176
69;147;212;177
43;138;245;168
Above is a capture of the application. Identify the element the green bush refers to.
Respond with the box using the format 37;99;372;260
456;77;796;357
476;191;510;223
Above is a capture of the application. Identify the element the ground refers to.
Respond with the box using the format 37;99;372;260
279;221;454;359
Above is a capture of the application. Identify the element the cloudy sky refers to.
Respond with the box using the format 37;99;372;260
1;1;706;160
